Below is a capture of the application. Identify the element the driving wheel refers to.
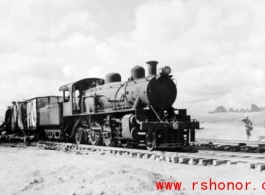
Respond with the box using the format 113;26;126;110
89;121;102;146
102;120;115;147
75;127;84;144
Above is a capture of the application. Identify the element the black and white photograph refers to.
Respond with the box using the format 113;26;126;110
0;0;265;194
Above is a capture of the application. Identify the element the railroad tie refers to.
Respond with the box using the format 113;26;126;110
179;157;190;164
128;152;134;157
130;152;137;157
170;156;179;163
246;163;255;169
188;158;200;165
165;156;171;162
255;164;265;172
149;155;157;160
213;160;227;166
143;154;152;159
199;159;212;166
156;156;165;161
136;153;144;158
105;150;111;154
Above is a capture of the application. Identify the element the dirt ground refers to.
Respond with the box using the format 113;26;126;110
0;146;265;195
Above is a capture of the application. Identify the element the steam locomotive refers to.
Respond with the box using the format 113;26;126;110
2;61;199;150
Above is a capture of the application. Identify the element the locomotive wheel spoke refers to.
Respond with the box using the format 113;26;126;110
103;134;115;147
75;128;84;144
90;122;102;146
145;133;155;151
146;141;155;151
102;120;115;147
103;132;115;147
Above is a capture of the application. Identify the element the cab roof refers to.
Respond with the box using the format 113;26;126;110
59;78;101;91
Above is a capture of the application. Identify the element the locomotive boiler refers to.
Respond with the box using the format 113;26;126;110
42;61;198;150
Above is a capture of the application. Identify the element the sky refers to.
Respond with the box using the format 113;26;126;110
0;0;265;118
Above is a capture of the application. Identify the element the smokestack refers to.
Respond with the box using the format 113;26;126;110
146;61;158;76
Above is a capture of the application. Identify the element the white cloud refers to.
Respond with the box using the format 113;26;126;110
60;33;97;49
1;0;265;117
86;66;103;78
126;0;265;113
52;12;98;38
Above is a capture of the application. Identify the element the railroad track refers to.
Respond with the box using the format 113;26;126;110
31;141;265;171
192;138;265;153
1;140;265;171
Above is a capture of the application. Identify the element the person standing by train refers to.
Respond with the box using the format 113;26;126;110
242;115;253;141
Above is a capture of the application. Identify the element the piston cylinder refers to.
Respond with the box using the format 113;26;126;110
121;114;143;140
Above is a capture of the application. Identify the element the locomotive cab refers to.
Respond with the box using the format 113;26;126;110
59;78;101;116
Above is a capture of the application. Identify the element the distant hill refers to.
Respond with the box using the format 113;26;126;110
228;108;234;112
240;108;245;112
250;104;260;112
210;103;264;114
209;106;227;114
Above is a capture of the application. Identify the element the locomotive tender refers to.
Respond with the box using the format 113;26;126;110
2;96;62;134
3;61;199;150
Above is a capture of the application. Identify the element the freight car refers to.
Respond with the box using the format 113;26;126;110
2;61;199;150
1;96;62;136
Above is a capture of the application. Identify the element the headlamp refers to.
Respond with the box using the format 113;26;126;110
159;66;171;75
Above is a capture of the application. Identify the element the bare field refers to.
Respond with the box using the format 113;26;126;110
1;147;265;195
193;112;265;141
